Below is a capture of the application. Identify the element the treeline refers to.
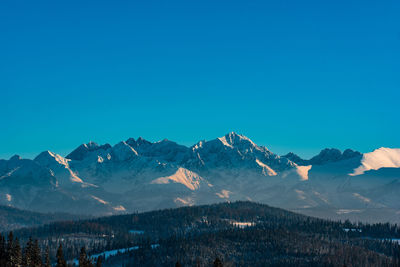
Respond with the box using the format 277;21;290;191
0;232;102;267
109;225;400;266
0;205;81;232
5;202;400;266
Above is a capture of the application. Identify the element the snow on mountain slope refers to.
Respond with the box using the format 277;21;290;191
0;156;56;186
350;148;400;176
1;133;400;222
185;132;294;175
255;159;277;176
66;141;112;160
111;141;138;161
283;149;362;166
126;137;189;162
151;167;209;190
295;165;312;181
34;151;84;185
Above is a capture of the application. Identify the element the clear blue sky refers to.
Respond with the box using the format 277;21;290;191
1;0;399;159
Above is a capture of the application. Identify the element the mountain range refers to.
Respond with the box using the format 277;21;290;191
1;132;400;223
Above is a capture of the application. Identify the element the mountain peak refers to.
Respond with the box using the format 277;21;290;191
218;132;258;149
9;154;21;161
66;142;111;161
83;141;99;149
351;147;400;176
309;148;361;165
35;150;70;167
282;152;307;165
111;141;138;161
126;137;152;148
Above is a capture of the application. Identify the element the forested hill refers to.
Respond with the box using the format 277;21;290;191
0;205;82;232
7;201;400;266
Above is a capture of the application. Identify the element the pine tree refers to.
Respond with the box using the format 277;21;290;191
213;257;223;267
0;234;6;266
44;246;51;267
56;244;66;267
79;246;93;267
95;257;102;267
32;239;42;267
79;246;87;267
23;237;33;266
6;231;14;264
11;237;22;267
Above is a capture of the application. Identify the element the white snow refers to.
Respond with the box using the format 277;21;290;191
111;142;138;161
35;151;83;184
351;147;400;176
91;195;109;205
216;189;231;199
174;197;194;206
343;228;362;233
255;159;277;176
113;205;126;211
295;189;306;200
231;221;254;228
336;209;362;215
295;165;312;181
218;136;234;148
151;168;204;190
0;168;20;180
353;193;371;203
47;151;70;166
3;133;400;223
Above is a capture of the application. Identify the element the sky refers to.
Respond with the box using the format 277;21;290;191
1;0;399;160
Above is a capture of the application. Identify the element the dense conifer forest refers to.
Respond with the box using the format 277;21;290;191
1;201;400;266
0;205;82;232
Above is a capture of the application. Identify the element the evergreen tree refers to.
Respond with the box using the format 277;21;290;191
79;246;93;267
44;246;51;267
23;237;33;266
6;231;14;264
56;244;66;267
95;257;102;267
11;237;22;267
213;257;223;267
0;234;6;266
32;239;42;267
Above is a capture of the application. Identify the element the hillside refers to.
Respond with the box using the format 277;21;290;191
0;205;82;232
9;201;400;266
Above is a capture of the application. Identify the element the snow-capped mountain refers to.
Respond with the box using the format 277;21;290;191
1;132;400;223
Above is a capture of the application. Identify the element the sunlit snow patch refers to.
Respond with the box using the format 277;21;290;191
113;205;126;211
216;189;231;199
255;159;277;176
296;165;312;181
336;209;362;215
218;136;234;148
350;147;400;176
231;221;255;228
91;195;109;205
151;168;205;190
174;197;194;206
352;193;371;203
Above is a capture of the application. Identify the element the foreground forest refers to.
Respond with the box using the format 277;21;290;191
2;201;400;266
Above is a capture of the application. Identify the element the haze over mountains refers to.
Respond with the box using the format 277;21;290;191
1;132;400;223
